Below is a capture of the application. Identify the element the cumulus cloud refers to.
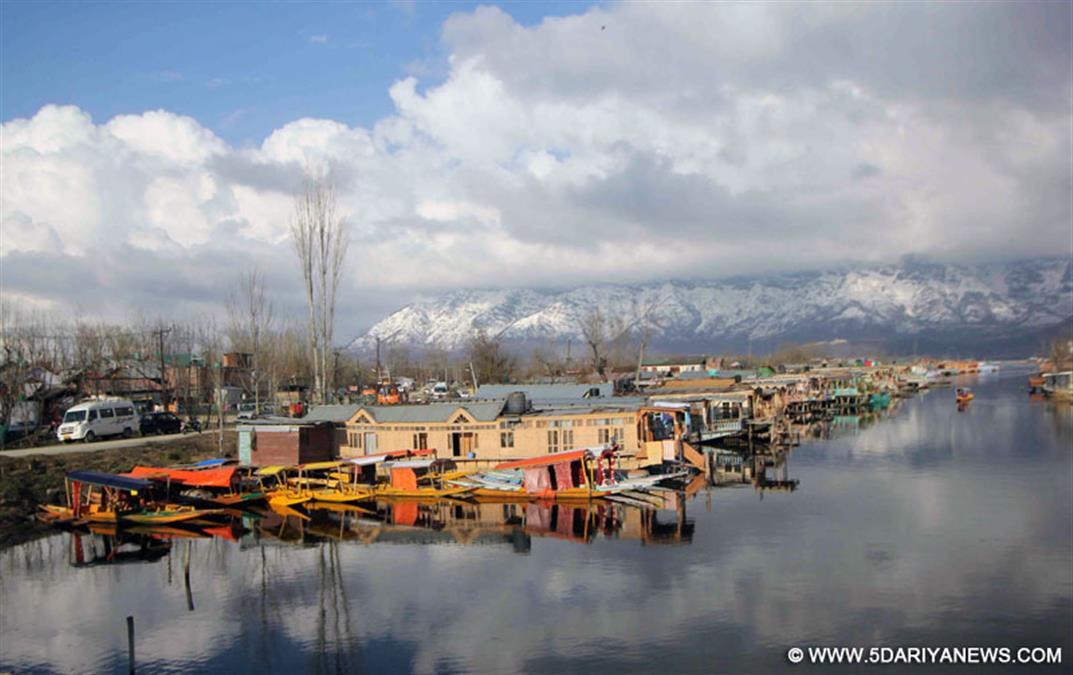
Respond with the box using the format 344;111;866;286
1;3;1070;335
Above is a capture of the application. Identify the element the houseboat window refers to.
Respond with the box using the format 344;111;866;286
598;428;609;444
413;432;428;450
648;413;675;441
354;433;363;449
63;410;87;423
547;430;559;453
562;429;574;448
500;431;514;448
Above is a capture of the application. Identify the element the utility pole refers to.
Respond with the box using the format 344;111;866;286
375;337;382;384
157;325;172;412
217;359;224;454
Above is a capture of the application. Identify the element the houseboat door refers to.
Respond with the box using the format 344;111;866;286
364;432;378;454
450;432;476;457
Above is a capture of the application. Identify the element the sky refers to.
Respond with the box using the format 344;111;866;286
2;1;1071;341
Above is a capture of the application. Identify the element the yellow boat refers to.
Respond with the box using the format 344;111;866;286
256;465;314;506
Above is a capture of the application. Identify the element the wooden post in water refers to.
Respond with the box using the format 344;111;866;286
126;615;135;674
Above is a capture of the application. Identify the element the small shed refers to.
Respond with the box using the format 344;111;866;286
236;418;335;467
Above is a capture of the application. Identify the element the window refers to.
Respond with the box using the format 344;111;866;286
99;408;115;419
598;428;610;444
562;429;573;449
116;406;134;417
500;431;514;448
547;430;559;453
88;410;98;421
413;432;428;450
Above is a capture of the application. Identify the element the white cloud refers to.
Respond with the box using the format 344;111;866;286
308;34;328;44
1;4;1069;335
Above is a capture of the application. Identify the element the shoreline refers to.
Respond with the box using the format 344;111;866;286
0;435;236;549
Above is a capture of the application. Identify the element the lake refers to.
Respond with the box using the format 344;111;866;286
2;367;1070;674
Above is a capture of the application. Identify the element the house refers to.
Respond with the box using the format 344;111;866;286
639;356;708;377
339;398;645;462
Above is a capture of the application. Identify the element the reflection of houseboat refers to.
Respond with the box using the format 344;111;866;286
1041;372;1073;401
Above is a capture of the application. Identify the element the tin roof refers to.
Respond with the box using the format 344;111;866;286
356;401;506;423
475;383;613;401
303;404;361;423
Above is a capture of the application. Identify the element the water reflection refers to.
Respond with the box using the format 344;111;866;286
2;370;1070;674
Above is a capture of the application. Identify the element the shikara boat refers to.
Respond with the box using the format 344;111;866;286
123;462;267;508
955;387;974;405
256;466;313;506
38;471;224;528
453;445;692;502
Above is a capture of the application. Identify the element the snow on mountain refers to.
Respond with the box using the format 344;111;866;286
349;258;1073;354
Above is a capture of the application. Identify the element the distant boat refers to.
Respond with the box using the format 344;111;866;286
955;388;974;405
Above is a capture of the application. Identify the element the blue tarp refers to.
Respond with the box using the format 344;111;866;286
67;471;152;491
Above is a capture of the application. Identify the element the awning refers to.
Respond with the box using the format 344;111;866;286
67;471;152;492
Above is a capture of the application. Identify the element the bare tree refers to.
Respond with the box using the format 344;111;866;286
468;329;516;385
0;304;48;449
227;267;275;415
579;307;607;377
291;172;349;405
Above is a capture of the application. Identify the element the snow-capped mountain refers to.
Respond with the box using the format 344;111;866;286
350;258;1072;356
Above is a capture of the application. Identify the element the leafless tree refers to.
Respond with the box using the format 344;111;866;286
468;329;516;385
227;267;275;415
291;171;349;405
195;318;227;453
0;304;46;449
579;307;607;377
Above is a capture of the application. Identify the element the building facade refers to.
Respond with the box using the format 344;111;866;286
339;401;642;462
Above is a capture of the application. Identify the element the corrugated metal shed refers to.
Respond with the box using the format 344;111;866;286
475;383;613;400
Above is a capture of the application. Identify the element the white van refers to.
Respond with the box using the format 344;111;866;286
56;398;139;443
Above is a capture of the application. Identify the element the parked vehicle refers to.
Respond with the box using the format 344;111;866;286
181;418;202;434
430;382;450;400
56;398;138;443
139;412;183;436
236;402;273;420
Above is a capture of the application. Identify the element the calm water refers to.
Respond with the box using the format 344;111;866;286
2;369;1071;674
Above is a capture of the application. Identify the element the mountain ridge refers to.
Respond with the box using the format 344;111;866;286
350;258;1073;357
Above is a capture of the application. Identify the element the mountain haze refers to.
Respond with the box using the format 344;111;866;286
350;258;1072;357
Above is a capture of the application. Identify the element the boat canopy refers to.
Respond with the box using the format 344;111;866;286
190;458;232;468
124;466;236;489
348;454;390;466
256;465;287;476
67;471;153;492
497;449;590;470
298;461;346;471
385;459;435;469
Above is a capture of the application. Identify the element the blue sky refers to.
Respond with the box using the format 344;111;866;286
1;0;594;145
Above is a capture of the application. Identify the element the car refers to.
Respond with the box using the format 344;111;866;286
139;412;183;436
236;403;273;419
